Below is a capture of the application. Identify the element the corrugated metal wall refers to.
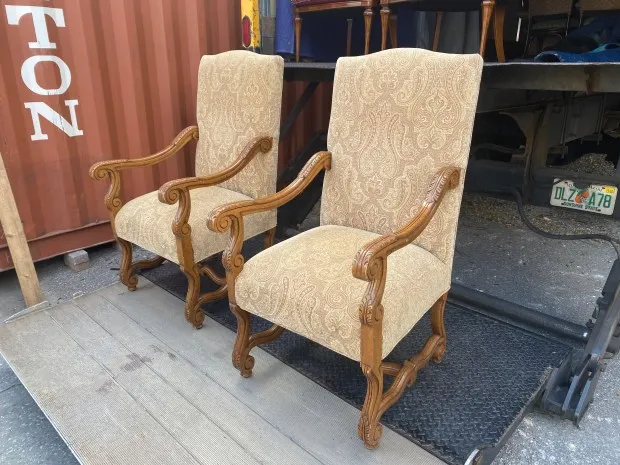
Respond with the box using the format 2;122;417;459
0;0;331;271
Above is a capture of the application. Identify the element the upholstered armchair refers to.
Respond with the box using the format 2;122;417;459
209;48;483;448
292;0;379;62
90;51;283;329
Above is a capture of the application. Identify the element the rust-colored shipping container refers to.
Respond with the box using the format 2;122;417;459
0;0;331;271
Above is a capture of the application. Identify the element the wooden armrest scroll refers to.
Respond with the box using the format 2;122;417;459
353;167;460;283
88;126;198;217
207;151;331;285
158;136;273;206
208;151;332;234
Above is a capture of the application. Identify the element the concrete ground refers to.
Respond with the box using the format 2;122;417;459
1;192;619;464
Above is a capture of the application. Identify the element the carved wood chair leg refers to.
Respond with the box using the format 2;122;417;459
181;265;205;329
380;7;390;50
230;303;255;377
364;8;373;55
264;227;276;249
493;3;506;63
480;0;496;58
358;292;449;448
359;363;384;449
295;12;302;63
430;293;447;362
117;238;138;291
433;11;444;51
389;14;398;48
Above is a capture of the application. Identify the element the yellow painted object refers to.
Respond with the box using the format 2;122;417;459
241;0;261;51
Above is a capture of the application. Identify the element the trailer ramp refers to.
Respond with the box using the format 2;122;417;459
143;238;573;465
0;280;442;465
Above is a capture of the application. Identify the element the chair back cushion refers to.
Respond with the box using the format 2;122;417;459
195;51;283;199
321;48;483;268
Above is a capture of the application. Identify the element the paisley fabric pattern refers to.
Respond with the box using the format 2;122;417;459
236;225;450;361
195;51;284;200
115;187;275;264
321;48;483;269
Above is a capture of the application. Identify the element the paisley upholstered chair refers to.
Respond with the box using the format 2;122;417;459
90;51;283;329
209;48;483;448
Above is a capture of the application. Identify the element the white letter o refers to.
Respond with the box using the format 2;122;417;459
21;55;72;96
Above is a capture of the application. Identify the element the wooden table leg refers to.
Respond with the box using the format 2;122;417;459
433;11;444;51
364;7;373;55
390;14;398;48
380;7;390;51
494;3;506;62
295;12;302;62
480;0;495;58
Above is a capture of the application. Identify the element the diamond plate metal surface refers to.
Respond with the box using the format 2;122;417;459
143;238;571;465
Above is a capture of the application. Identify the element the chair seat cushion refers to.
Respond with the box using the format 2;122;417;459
235;225;450;361
115;186;275;264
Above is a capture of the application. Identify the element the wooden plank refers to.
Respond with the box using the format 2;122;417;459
62;295;320;465
0;152;44;307
99;281;444;465
0;310;201;465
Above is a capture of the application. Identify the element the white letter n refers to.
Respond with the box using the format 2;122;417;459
24;100;84;141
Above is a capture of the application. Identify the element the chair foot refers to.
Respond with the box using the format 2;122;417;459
230;303;284;377
182;263;228;329
118;238;138;291
358;293;448;448
117;238;165;292
359;364;384;449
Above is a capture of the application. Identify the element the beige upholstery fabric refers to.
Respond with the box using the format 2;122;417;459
236;225;450;361
115;187;275;264
321;49;483;269
195;51;284;200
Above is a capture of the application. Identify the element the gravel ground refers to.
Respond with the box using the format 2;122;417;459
1;192;620;464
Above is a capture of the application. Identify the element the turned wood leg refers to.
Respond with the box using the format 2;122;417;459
346;18;353;56
431;293;448;362
295;12;302;63
364;7;373;55
433;12;444;52
380;7;390;51
389;14;398;48
181;265;205;329
117;238;138;291
493;3;506;63
480;0;495;58
264;227;276;249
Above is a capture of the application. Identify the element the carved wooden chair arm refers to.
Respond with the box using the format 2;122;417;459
352;166;461;282
158;137;274;206
88;126;198;218
208;151;332;233
89;126;198;180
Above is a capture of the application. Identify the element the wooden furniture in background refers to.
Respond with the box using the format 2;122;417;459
522;0;574;58
0;152;44;307
379;0;508;61
579;0;620;24
292;1;379;61
90;51;284;329
209;49;483;448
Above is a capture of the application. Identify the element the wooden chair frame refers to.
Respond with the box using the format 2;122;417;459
89;126;275;329
293;1;379;62
208;150;461;448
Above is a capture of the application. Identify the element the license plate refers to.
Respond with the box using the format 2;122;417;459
550;179;617;215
